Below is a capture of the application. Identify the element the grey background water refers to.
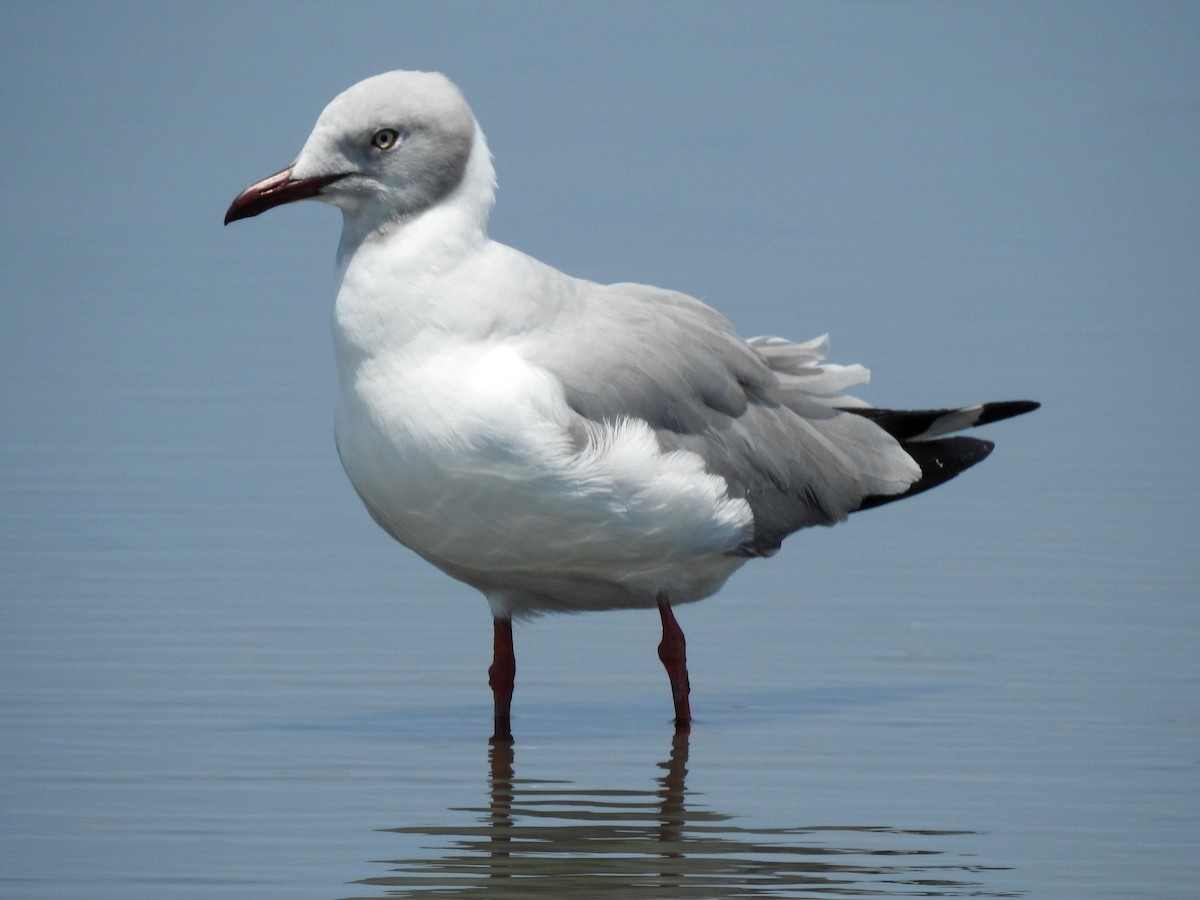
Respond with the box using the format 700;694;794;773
2;2;1196;897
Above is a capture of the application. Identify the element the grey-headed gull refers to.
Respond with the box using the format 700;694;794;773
225;71;1037;741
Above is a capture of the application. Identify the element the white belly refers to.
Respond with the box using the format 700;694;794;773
333;342;753;615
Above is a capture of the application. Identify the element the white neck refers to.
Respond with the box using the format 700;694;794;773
336;121;496;269
332;122;499;368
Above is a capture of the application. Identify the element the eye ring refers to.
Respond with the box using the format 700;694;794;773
371;128;401;151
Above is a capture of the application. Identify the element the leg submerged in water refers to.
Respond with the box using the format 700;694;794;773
656;593;692;734
488;617;515;743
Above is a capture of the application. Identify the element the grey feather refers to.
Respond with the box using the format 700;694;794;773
521;282;921;554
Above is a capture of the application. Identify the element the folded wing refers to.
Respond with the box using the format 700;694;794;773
523;281;1037;556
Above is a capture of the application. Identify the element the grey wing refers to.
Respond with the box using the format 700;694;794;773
521;282;921;554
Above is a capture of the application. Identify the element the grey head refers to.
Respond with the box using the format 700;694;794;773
224;71;477;230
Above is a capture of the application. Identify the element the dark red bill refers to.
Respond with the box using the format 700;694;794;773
224;165;346;224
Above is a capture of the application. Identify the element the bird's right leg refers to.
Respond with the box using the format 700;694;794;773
488;617;516;743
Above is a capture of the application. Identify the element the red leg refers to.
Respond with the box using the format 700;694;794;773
488;617;516;743
656;593;692;734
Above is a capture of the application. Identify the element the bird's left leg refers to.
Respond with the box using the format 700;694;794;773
656;592;691;735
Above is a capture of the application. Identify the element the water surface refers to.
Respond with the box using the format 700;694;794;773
2;4;1197;898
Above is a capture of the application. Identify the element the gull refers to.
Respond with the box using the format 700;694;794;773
225;71;1037;742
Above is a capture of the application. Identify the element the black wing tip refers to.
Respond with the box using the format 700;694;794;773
852;401;1038;513
855;435;995;513
839;398;1039;442
976;399;1040;426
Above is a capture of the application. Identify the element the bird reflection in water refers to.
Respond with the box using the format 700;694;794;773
352;737;1019;898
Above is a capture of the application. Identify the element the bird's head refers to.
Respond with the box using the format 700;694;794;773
224;70;482;231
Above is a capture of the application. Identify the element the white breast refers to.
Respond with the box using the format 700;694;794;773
333;335;753;616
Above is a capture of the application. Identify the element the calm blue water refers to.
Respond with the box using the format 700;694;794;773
2;4;1197;898
2;228;1195;897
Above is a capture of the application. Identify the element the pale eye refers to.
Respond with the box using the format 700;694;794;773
371;128;401;150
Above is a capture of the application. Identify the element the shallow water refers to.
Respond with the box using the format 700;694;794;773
2;438;1195;900
3;5;1198;896
358;738;1011;899
3;159;1197;900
